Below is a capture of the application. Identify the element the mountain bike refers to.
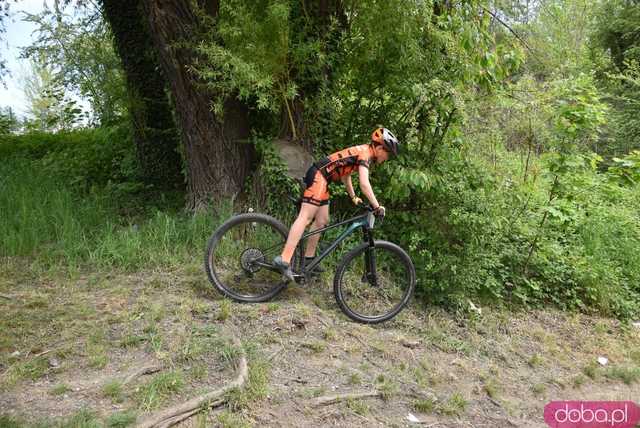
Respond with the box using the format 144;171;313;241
204;200;415;323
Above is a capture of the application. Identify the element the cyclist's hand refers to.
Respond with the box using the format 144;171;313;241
373;205;386;217
351;196;363;206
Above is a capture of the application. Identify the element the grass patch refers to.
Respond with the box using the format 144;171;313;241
301;340;326;354
1;356;49;390
0;414;23;428
102;380;125;403
378;379;399;401
323;328;337;341
531;383;546;395
346;397;369;416
105;411;137;428
189;364;209;381
482;378;500;399
136;370;185;411
424;329;471;355
63;408;102;428
216;411;251;428
582;363;600;380
225;358;269;411
50;383;71;396
414;397;437;413
217;299;231;321
119;333;146;349
348;372;362;385
266;302;280;313
438;392;467;416
298;386;326;398
573;374;587;387
604;366;640;385
629;350;640;365
528;353;543;367
87;346;108;369
218;341;243;368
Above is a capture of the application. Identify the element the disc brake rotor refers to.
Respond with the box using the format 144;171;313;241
240;248;264;274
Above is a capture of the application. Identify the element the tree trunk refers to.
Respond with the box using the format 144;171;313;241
101;0;183;189
140;0;253;209
280;0;348;150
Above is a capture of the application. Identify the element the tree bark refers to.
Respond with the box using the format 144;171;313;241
101;0;183;189
140;0;253;209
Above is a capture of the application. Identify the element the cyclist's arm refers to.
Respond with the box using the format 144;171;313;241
341;175;356;199
357;165;380;209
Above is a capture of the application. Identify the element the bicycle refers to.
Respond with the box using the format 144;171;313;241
204;197;416;323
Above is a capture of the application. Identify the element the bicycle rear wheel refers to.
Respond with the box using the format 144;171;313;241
204;213;290;302
334;240;415;323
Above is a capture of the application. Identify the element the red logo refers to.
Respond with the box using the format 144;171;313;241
544;401;640;428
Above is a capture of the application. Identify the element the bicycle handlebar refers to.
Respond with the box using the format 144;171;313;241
360;203;385;218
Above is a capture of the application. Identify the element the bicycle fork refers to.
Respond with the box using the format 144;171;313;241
362;227;379;287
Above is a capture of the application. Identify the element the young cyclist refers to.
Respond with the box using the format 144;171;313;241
273;127;400;281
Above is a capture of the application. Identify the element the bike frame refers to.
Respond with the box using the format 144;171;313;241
294;210;377;282
250;208;379;283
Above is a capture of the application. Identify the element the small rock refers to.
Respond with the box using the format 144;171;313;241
10;351;20;358
468;299;482;315
597;356;608;366
632;321;640;329
292;318;306;329
48;357;60;368
406;413;421;423
401;338;421;349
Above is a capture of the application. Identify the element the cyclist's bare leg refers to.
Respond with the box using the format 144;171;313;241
304;204;329;257
281;202;319;263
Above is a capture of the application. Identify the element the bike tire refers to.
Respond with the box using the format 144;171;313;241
334;240;415;324
204;213;290;303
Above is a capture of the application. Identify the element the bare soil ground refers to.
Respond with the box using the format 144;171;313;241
1;261;639;427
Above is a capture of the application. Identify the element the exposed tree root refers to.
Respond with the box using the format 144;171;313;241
137;338;247;428
122;363;164;386
311;390;382;406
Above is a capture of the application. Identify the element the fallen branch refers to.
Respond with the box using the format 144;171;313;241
0;293;13;300
33;349;52;358
311;390;381;406
137;337;248;428
122;363;164;386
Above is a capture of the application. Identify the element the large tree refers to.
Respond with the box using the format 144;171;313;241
101;0;183;190
134;0;254;209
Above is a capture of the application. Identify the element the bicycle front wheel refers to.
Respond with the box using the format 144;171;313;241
334;240;415;323
204;213;290;302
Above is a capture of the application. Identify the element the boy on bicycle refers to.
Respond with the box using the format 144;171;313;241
273;127;401;281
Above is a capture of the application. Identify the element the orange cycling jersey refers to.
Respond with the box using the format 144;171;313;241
314;144;375;182
301;144;375;207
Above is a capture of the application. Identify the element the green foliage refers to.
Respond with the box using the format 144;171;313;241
0;107;19;134
136;370;185;411
550;74;608;146
608;150;640;185
522;0;597;78
0;126;139;195
246;134;299;219
193;0;293;115
0;128;223;270
20;57;84;132
591;0;640;156
21;4;127;125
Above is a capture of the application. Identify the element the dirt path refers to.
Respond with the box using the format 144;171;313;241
1;264;639;427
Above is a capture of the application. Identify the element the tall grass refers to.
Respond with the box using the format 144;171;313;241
0;157;228;271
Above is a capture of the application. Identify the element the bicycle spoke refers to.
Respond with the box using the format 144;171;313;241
206;215;289;301
338;245;410;320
